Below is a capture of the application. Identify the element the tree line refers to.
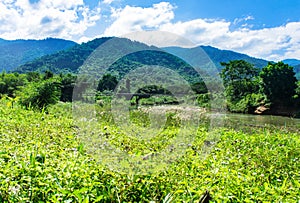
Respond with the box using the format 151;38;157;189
0;71;76;110
1;60;299;115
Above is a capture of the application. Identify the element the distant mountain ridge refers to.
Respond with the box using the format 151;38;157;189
5;36;300;79
0;38;77;71
282;59;300;67
15;37;272;74
279;59;300;79
14;37;113;73
163;45;269;70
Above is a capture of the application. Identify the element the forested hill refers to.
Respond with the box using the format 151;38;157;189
0;38;76;72
282;59;300;67
163;46;269;70
14;37;273;75
15;37;203;85
14;37;113;74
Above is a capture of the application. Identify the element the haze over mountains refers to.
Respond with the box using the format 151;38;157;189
1;37;300;78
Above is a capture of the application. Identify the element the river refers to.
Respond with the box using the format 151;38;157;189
207;112;300;132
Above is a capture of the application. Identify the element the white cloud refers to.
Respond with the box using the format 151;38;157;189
102;0;114;5
161;20;300;61
104;2;175;36
159;19;231;45
159;18;300;61
1;1;300;61
0;0;101;41
233;15;254;25
104;3;300;61
213;22;300;61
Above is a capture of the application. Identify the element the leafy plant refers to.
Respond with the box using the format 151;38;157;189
18;78;61;110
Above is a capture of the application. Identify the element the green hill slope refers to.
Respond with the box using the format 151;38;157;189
14;37;113;73
15;37;271;77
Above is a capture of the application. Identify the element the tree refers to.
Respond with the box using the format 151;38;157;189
0;72;27;97
220;60;259;100
97;74;118;92
294;81;300;108
191;81;208;94
220;60;262;112
60;73;76;102
26;72;41;82
43;70;54;80
295;81;300;96
260;62;297;105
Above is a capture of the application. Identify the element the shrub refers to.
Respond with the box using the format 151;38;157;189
18;79;61;110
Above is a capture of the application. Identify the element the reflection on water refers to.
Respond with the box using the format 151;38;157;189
207;113;300;132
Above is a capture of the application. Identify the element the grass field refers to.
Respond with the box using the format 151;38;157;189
0;99;299;202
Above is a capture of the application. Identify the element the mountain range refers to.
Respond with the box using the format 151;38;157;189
162;46;269;71
282;59;300;67
0;38;76;72
1;37;299;79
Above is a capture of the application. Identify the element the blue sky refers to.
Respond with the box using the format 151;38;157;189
111;0;300;27
175;0;300;27
0;0;300;61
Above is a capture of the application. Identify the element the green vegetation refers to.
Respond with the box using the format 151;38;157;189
220;60;299;115
0;99;299;202
260;62;297;106
220;60;261;113
108;50;203;85
2;59;300;114
18;78;61;110
163;46;269;72
0;72;27;97
16;39;205;89
14;37;270;79
10;37;299;114
0;71;76;110
97;74;118;92
15;38;111;73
